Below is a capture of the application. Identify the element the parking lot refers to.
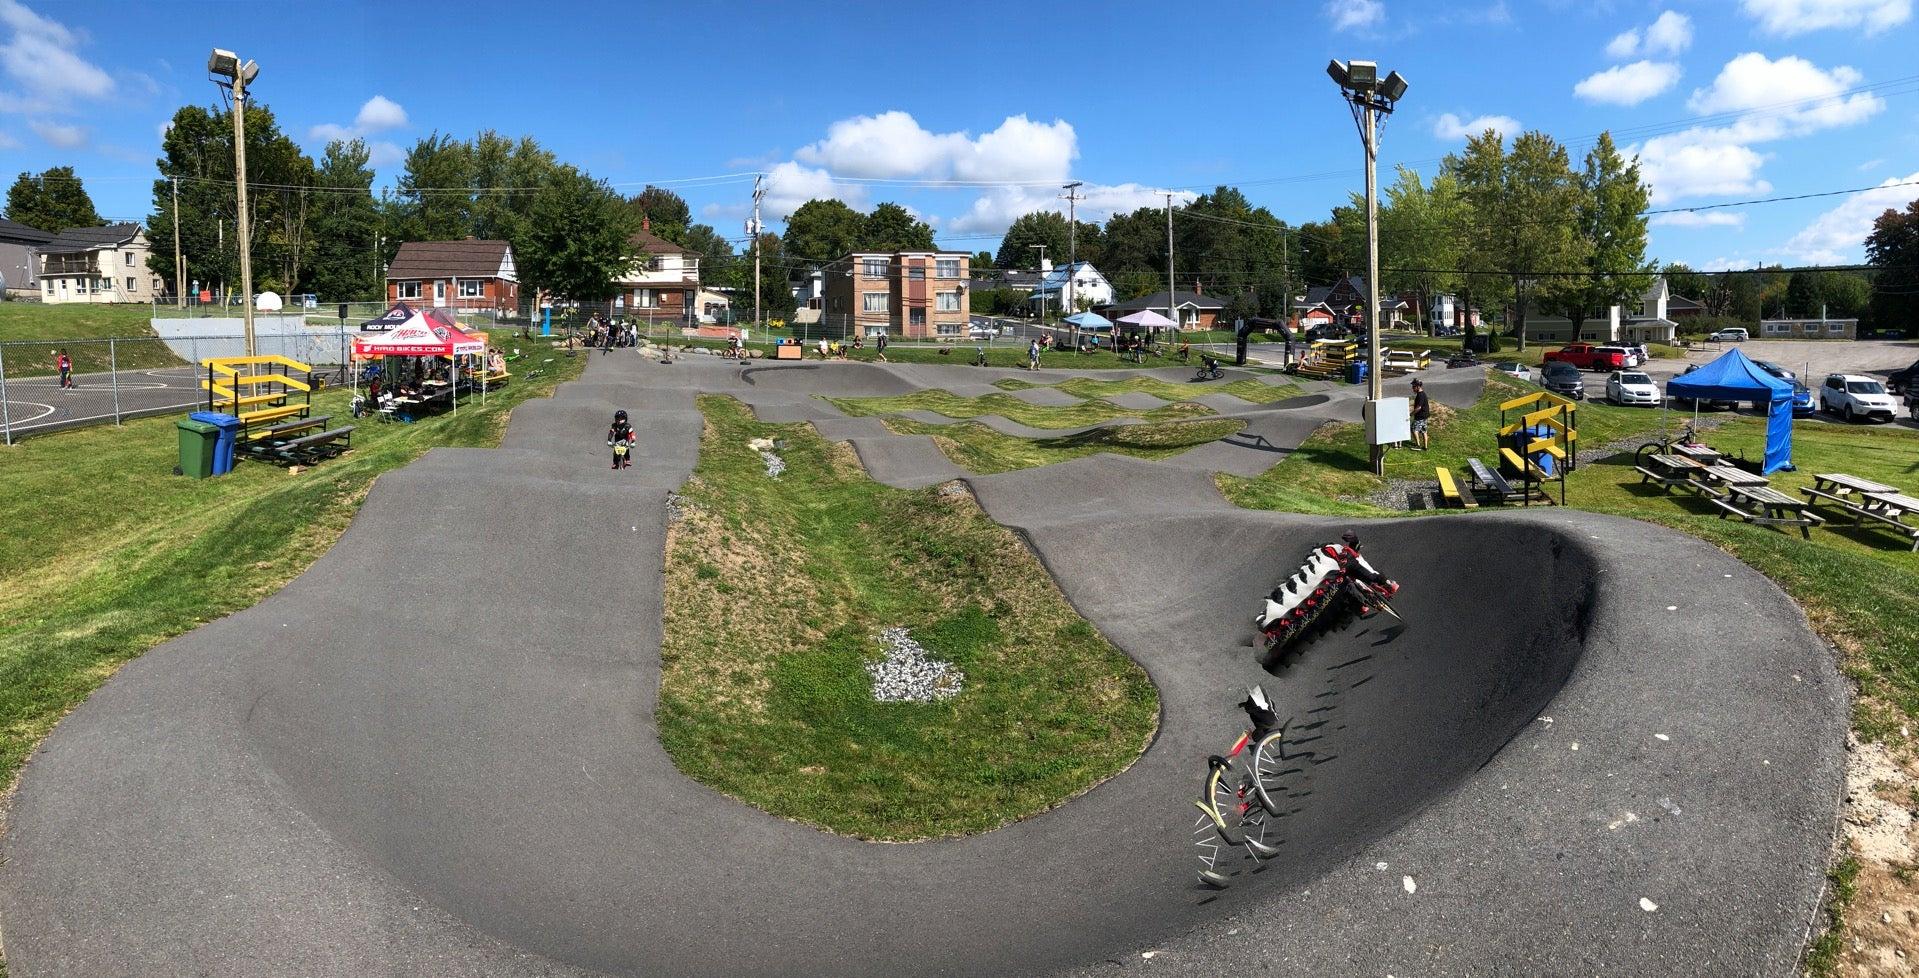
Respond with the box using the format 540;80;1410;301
1638;337;1919;385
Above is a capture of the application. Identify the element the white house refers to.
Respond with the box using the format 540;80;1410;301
1030;260;1114;313
36;224;162;304
1523;277;1678;346
614;224;700;322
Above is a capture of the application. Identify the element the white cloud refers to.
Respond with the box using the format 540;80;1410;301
1645;11;1693;54
0;0;113;112
0;127;17;149
1686;53;1881;137
1325;0;1384;31
947;183;1193;237
1780;170;1919;263
761;160;869;222
28;117;85;147
1574;61;1683;105
1740;0;1911;36
1857;158;1886;171
155;119;171;142
1629;133;1771;203
1706;256;1761;270
368;141;404;168
793;111;1077;185
308;95;409;144
1433;112;1520;140
1650;210;1748;228
1605;29;1641;58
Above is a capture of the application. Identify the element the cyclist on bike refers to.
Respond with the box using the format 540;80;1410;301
607;409;636;469
1328;530;1397;610
1256;529;1398;632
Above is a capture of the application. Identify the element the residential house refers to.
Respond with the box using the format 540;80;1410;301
695;289;732;325
1759;318;1857;340
821;250;971;339
1426;293;1483;332
1;217;51;297
790;268;825;325
385;239;519;312
1300;276;1413;329
1029;260;1115;313
1096;290;1228;332
1523;276;1678;345
1665;293;1704;320
35;224;161;304
616;225;699;322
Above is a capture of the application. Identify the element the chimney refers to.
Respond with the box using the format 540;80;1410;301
642;215;651;232
1194;280;1204;296
1039;257;1053;273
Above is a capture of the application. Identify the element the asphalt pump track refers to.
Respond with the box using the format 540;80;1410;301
0;354;1845;976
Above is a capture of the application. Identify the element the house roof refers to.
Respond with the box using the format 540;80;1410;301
1100;290;1226;312
630;228;687;256
1030;261;1105;296
1666;295;1703;311
979;269;1043;289
0;217;53;244
37;222;141;253
386;239;513;280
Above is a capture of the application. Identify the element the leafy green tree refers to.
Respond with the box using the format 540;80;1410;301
1294;219;1349;290
1784;270;1820;317
6;166;102;232
629;185;692;243
1176;186;1290;319
392;133;473;243
1445;130;1582;350
860;202;934;252
972;250;995;270
996;211;1071;268
1867;201;1919;335
304;139;382;300
1564;132;1652;336
146;102;315;296
519;166;638;305
1100;207;1163;283
782;198;867;261
684;222;741;290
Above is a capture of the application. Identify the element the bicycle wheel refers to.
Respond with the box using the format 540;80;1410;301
1251;727;1301;814
1212;762;1279;859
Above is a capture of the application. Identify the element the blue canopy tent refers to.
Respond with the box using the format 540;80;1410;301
1664;348;1795;474
1062;311;1112;330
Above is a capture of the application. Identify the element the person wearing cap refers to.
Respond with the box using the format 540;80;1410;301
1410;378;1431;451
1334;529;1390;588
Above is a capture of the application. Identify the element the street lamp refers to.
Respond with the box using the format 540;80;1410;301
209;48;260;357
1329;58;1409;476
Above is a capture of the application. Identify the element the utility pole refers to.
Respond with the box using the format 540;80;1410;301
171;177;186;308
1165;192;1176;336
231;67;256;356
1029;244;1048;333
1062;181;1083;348
751;174;765;328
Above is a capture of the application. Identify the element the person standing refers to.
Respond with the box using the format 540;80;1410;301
875;331;889;362
56;349;75;390
1410;378;1431;451
1028;337;1041;371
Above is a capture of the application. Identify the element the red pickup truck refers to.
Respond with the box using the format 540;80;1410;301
1541;343;1626;371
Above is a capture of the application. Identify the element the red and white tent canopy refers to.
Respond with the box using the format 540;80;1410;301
351;309;484;358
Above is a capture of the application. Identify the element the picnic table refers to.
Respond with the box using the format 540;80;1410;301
1636;453;1708;493
1797;474;1919;550
1712;484;1825;538
1672;443;1722;465
1698;464;1770;492
1857;492;1919;551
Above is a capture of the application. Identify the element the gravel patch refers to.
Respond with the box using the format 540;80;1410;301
666;491;690;523
866;627;964;703
747;437;786;478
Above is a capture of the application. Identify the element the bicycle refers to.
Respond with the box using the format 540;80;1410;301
1193;686;1295;888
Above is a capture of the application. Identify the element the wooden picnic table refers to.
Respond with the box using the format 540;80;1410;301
1672;443;1722;465
1713;484;1826;538
1808;472;1896;499
1699;464;1770;489
1855;492;1919;552
1637;453;1709;493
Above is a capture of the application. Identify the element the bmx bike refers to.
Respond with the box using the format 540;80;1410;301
1193;686;1297;888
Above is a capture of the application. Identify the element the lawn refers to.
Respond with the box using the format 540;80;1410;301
0;303;181;379
887;416;1248;474
656;396;1158;840
996;375;1306;405
828;388;1214;429
0;354;584;792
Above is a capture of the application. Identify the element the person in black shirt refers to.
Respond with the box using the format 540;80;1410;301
1410;378;1431;451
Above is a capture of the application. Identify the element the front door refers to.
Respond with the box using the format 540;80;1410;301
433;280;446;307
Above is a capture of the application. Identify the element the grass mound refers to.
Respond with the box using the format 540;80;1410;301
657;396;1158;840
996;375;1305;405
827;388;1211;429
889;416;1247;474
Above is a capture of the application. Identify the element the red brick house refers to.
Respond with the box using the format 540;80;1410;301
385;239;519;312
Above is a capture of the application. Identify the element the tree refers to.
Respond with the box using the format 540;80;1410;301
860;202;934;252
304;139;382;300
684;222;741;291
518;166;638;306
996;211;1071;268
147;101;316;297
628;185;691;243
1867;200;1919;335
6;166;102;232
745;231;797;322
1176;186;1289;320
1564;132;1652;336
1444;129;1583;350
972;250;994;270
1294;219;1348;289
391;133;473;243
782;198;867;261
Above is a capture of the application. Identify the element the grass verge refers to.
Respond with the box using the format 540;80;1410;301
828;388;1212;429
887;416;1248;474
0;355;584;791
0;303;181;378
995;375;1306;405
656;395;1158;840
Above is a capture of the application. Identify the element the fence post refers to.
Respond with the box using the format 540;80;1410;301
110;338;123;425
0;343;12;445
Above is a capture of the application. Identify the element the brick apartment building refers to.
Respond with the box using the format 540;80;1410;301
822;250;971;339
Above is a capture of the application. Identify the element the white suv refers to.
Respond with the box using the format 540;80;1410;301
1819;373;1898;422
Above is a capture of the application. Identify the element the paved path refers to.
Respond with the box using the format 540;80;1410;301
0;353;1845;977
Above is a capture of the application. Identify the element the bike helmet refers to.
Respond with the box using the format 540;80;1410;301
614;409;628;422
1341;529;1360;548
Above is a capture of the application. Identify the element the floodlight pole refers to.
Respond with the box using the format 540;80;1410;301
1363;98;1383;475
231;65;255;357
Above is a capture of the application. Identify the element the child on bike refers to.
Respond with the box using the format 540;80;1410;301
607;409;636;469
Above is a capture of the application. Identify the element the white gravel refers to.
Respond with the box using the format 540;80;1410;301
747;437;786;478
866;627;964;703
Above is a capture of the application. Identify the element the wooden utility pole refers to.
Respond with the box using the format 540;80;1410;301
1165;193;1176;334
171;177;186;308
751;174;765;327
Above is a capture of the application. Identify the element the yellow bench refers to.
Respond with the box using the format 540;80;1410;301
1435;467;1478;508
239;404;307;427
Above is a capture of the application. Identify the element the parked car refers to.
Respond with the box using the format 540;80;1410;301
1672;363;1739;411
968;325;998;339
1791;384;1816;417
1541;342;1627;372
1606;370;1660;406
1540;361;1585;399
1708;327;1749;342
1753;360;1796;383
1886;358;1919;395
1493;361;1532;383
1819;373;1898;422
1596;345;1641;368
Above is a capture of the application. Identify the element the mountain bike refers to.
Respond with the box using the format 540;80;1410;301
1193;686;1296;888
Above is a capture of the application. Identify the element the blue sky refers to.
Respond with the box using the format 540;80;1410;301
2;0;1916;273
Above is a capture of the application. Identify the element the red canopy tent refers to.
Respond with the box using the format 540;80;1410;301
352;307;486;414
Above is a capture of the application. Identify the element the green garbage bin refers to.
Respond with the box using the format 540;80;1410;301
175;417;220;479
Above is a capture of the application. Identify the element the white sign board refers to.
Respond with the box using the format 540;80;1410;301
1365;396;1412;446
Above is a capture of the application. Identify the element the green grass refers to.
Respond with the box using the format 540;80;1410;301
0;303;181;378
668;333;1169;370
828;388;1214;429
0;355;585;791
995;375;1306;405
1803;853;1860;977
656;396;1158;840
887;416;1248;474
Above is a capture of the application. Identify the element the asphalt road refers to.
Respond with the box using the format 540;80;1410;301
0;353;1845;977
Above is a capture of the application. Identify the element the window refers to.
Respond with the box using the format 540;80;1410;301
1828;322;1846;335
862;258;888;279
43;282;51;296
126;277;136;292
937;321;961;336
649;256;666;272
936;258;959;279
909;308;926;326
1764;322;1790;335
397;281;421;299
908;266;925;280
862;292;889;313
125;251;135;266
936;291;960;312
635;289;657;308
459;279;485;298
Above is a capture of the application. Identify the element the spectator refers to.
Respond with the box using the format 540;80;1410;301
1028;338;1040;371
55;349;76;390
875;332;889;362
1410;378;1430;451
